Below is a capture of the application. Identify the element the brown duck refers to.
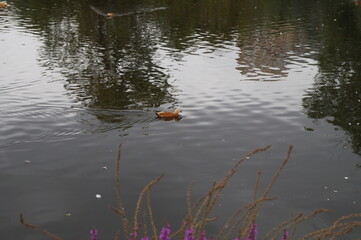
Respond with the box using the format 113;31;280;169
156;109;181;118
0;2;8;8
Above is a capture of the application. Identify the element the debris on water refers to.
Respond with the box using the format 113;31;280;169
65;213;72;217
24;160;31;164
102;166;108;170
96;194;102;199
333;189;338;193
344;177;349;180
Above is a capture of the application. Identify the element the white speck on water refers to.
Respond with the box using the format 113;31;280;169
96;194;102;199
344;177;349;180
334;19;337;21
24;160;31;163
246;157;250;159
326;198;330;201
324;186;328;189
333;190;338;193
102;166;108;170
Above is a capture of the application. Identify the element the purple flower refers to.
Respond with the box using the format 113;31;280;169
90;228;98;240
141;237;150;240
129;232;137;240
129;225;140;240
199;230;207;240
281;230;288;240
184;227;194;240
246;224;257;240
159;224;171;240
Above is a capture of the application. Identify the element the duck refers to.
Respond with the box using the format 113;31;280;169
0;2;8;8
90;5;134;18
156;109;181;119
107;12;115;18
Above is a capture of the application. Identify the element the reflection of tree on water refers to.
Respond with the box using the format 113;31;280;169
61;16;174;110
13;0;175;110
53;11;173;110
236;26;308;81
303;2;361;155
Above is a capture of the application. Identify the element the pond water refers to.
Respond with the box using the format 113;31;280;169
1;0;361;239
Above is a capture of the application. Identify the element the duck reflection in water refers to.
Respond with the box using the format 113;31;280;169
90;5;167;18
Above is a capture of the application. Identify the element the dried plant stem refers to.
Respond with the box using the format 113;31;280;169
142;211;149;238
262;213;303;240
170;222;187;239
194;217;219;229
146;190;158;240
285;209;330;239
133;174;164;229
114;144;130;237
192;182;216;227
113;229;121;240
320;213;361;239
298;227;329;240
217;203;251;240
19;213;62;240
197;184;218;235
221;197;275;240
253;170;262;201
328;221;361;239
214;145;272;193
198;146;272;237
262;145;293;200
186;182;195;224
298;214;361;240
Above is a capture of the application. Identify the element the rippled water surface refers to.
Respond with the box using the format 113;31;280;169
1;0;361;239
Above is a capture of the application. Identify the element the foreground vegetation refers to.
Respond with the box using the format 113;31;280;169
20;145;361;239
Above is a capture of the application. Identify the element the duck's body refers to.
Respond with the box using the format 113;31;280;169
0;2;8;8
156;109;181;118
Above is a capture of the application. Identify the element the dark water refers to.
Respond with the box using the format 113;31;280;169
1;0;361;238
